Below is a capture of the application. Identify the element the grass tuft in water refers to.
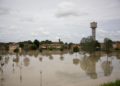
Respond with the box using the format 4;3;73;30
100;80;120;86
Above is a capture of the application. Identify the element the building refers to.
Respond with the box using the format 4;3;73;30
113;41;120;50
40;42;63;49
9;43;19;53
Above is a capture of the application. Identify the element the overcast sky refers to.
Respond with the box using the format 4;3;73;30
0;0;120;43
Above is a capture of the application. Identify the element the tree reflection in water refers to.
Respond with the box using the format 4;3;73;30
5;56;9;64
79;53;101;79
39;57;43;62
49;55;53;60
115;51;120;60
73;58;80;65
101;53;113;76
73;52;80;65
0;68;4;86
101;60;113;76
0;56;4;86
14;53;23;84
23;57;30;67
60;55;64;61
0;50;120;86
34;51;39;58
13;54;19;73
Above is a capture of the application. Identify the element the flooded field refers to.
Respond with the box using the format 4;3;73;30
0;51;120;86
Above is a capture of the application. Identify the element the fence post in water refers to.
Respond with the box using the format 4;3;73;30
40;70;42;86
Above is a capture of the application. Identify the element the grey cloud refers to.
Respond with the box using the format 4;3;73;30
0;7;10;15
0;0;120;43
97;28;120;42
56;11;79;17
20;16;35;23
56;10;88;18
55;1;88;18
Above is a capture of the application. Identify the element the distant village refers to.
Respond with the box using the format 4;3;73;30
0;38;120;53
0;22;120;53
0;39;79;53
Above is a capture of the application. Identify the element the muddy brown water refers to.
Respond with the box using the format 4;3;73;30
0;51;120;86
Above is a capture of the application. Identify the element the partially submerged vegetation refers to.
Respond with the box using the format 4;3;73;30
80;36;100;53
80;37;114;54
0;37;120;54
0;55;2;60
104;38;113;54
100;80;120;86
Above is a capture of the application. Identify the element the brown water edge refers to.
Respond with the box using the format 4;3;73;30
0;50;120;86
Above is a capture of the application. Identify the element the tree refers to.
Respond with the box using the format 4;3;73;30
33;39;39;48
73;46;79;52
68;42;73;49
27;40;33;44
40;40;52;44
19;43;24;49
0;56;2;61
45;40;52;44
63;42;68;49
5;45;9;51
95;40;101;51
14;48;19;53
104;38;113;53
80;36;96;53
30;44;37;50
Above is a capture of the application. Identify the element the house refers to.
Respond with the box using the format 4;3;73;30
50;42;63;49
113;41;120;50
18;41;33;50
40;44;48;49
40;42;63;49
9;43;19;53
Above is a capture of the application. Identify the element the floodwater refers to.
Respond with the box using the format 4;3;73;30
0;50;120;86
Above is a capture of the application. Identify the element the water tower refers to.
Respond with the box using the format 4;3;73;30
90;22;97;40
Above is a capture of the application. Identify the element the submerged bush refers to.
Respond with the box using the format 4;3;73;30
80;36;96;53
0;56;2;61
73;46;79;52
14;48;19;53
30;44;37;50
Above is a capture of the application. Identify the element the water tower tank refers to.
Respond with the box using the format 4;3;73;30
90;22;97;29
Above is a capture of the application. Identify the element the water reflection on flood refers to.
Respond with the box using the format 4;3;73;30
0;51;120;86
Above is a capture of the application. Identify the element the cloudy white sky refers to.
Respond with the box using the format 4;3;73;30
0;0;120;43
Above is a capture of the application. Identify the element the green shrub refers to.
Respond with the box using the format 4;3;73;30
49;47;53;51
60;47;64;51
73;46;79;52
0;56;2;61
39;48;43;52
30;44;37;50
100;80;120;86
5;45;9;51
14;48;19;53
33;39;39;48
